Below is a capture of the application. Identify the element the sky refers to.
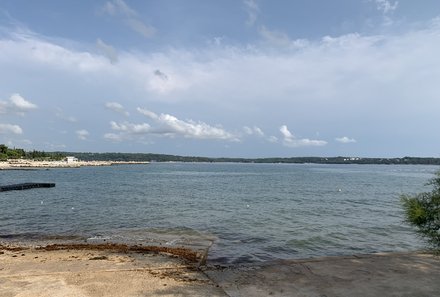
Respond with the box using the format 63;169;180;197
0;0;439;158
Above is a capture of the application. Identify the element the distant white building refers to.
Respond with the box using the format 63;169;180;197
65;156;78;163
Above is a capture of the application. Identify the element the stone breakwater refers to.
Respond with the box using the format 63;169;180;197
0;159;149;169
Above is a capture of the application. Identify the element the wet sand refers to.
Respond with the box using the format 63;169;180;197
1;244;439;297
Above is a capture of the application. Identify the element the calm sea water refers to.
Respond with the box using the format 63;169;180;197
0;163;438;264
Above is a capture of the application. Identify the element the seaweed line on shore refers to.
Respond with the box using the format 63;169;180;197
0;242;200;263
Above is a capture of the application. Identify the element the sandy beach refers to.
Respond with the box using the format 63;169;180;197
0;160;149;170
1;243;439;297
0;243;225;297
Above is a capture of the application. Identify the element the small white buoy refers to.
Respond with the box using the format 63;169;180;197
41;201;44;205
71;207;75;210
338;189;342;192
246;204;250;208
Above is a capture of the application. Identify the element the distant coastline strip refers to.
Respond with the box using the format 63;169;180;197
0;160;149;170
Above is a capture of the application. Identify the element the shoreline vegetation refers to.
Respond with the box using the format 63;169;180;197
2;144;440;165
2;155;440;170
69;152;440;165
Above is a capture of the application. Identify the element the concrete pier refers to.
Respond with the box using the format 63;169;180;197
0;183;55;192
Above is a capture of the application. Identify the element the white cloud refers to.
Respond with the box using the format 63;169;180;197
96;38;118;64
280;125;293;138
126;19;156;38
76;129;90;140
267;136;278;143
243;125;264;137
243;126;253;135
102;0;156;38
137;108;158;120
280;125;327;148
102;0;136;17
375;0;398;14
110;121;150;134
2;18;440;154
110;107;238;141
0;94;37;115
103;132;123;142
258;26;309;48
244;0;259;26
105;102;129;116
0;123;23;134
9;94;37;110
336;136;357;144
136;108;238;141
0;33;110;72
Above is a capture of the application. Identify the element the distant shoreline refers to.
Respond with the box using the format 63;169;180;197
2;155;440;169
0;159;149;170
61;152;440;165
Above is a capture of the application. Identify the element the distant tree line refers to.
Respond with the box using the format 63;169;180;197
2;144;440;164
63;152;440;165
0;144;66;161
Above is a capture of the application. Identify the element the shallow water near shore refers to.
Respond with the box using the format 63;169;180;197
0;163;438;264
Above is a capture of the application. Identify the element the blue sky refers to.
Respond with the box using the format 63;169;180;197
0;0;439;157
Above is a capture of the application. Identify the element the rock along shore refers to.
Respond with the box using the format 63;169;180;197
0;159;149;169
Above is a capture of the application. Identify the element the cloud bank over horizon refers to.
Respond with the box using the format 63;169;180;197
1;1;439;157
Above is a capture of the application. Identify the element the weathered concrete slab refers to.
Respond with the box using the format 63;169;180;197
205;252;440;297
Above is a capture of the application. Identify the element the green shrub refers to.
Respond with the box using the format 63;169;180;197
401;171;440;251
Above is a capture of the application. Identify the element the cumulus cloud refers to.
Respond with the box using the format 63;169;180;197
105;102;129;116
110;121;150;134
102;0;156;38
137;108;238;141
76;129;89;140
335;136;357;144
244;0;259;26
105;108;238;143
136;108;158;120
0;94;37;115
0;123;23;134
280;125;327;148
96;38;118;64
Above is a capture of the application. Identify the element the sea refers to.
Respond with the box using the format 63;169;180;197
0;163;438;264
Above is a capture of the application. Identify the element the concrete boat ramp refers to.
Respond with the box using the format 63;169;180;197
205;252;440;297
0;246;439;297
